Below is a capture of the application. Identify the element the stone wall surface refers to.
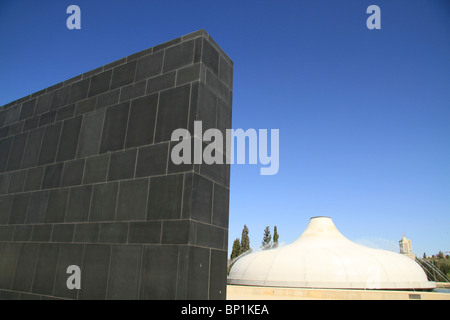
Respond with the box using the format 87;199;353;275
0;29;232;300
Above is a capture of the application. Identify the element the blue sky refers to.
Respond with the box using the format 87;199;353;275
1;0;449;257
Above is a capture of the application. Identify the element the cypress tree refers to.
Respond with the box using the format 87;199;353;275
261;226;272;249
273;226;279;248
241;225;250;253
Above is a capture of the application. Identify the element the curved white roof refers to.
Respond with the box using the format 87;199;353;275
228;217;435;290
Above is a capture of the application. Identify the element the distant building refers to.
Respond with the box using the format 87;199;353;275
228;217;434;290
399;235;416;259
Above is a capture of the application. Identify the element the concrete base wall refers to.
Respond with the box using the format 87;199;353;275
227;285;450;300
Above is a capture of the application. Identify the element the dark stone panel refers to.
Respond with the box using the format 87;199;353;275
19;99;36;121
77;108;105;158
195;223;225;250
104;58;126;70
147;174;183;220
66;185;92;222
116;178;148;221
56;116;83;162
53;243;84;299
13;225;32;241
73;223;100;243
98;222;128;243
209;249;227;299
8;193;29;225
216;98;232;136
25;191;49;224
32;243;60;296
135;50;164;82
0;225;14;241
23;116;39;131
41;162;64;189
206;68;232;106
61;158;85;187
146;71;176;94
128;221;161;244
82;153;109;184
135;142;168;178
219;56;233;89
56;103;75;121
30;224;52;242
11;243;39;292
191;174;213;224
161;220;191;245
0;127;8;139
125;94;158;148
79;244;111;300
194;37;202;63
96;89;120;109
75;96;96;115
0;173;11;195
45;188;69;223
119;80;146;102
8;170;26;193
163;40;195;73
0;195;13;224
140;245;178;300
0;137;12;173
181;173;193;220
167;139;194;174
197;82;218;131
6;132;28;171
0;243;21;289
0;290;20;300
38;110;56;127
88;70;112;97
175;245;189;299
212;183;229;228
8;121;23;135
0;110;5;127
154;84;190;143
107;245;142;300
22;127;45;169
3;104;20;126
68;78;90;104
51;86;71;110
111;60;137;89
176;63;201;86
99;101;130;153
51;224;75;242
37;122;62;166
34;92;53;115
153;37;181;52
201;38;219;76
200;158;229;187
186;246;210;299
107;148;137;181
89;182;118;222
19;292;41;300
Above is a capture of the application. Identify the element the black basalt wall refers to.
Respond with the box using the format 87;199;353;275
0;29;232;300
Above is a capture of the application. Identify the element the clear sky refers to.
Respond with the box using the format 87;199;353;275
1;1;449;257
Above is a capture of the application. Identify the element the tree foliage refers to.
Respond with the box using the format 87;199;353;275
261;226;272;249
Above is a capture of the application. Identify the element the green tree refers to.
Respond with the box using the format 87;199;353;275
261;226;272;249
273;226;279;248
240;225;250;253
230;238;241;260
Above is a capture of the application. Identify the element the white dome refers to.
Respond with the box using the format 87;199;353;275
228;217;435;290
